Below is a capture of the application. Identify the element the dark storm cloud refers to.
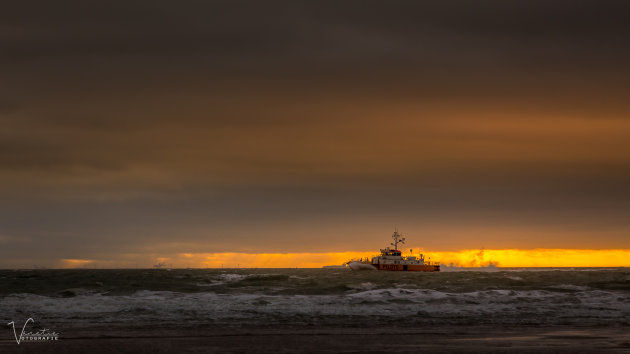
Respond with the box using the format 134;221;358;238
1;1;630;265
3;1;630;119
3;1;630;85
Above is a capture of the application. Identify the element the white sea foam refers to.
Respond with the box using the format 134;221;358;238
2;268;628;328
2;287;628;328
217;273;248;282
549;284;589;291
348;282;377;291
289;275;310;280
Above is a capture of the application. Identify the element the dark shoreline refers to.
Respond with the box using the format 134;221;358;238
1;325;629;353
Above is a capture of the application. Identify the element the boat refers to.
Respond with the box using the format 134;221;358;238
347;229;440;272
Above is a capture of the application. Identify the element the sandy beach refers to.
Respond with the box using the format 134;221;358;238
2;325;629;353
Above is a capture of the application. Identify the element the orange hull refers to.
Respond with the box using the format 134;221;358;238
375;264;440;272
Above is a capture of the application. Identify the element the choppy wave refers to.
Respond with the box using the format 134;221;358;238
1;268;628;328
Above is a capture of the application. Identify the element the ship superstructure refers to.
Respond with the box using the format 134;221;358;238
348;229;440;271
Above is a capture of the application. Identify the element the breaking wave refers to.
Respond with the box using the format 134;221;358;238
1;268;628;328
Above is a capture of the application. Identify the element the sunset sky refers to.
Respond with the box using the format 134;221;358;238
1;1;630;268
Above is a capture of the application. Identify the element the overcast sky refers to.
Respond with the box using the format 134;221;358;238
1;1;630;266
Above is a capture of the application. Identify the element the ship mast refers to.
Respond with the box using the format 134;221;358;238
391;228;406;250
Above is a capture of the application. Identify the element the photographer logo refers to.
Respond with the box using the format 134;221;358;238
7;318;59;344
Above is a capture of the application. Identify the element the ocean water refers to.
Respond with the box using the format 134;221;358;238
1;268;629;330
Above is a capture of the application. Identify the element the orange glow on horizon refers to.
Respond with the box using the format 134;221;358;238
58;258;94;268
139;249;630;269
53;249;630;268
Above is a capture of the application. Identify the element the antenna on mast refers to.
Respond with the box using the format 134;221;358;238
391;229;406;250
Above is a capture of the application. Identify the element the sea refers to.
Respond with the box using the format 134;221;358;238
1;267;628;331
